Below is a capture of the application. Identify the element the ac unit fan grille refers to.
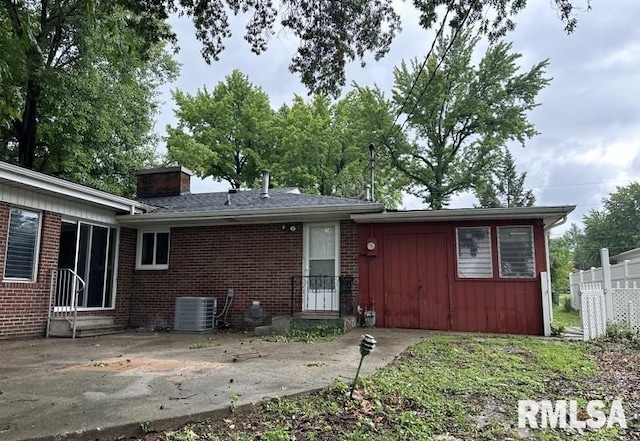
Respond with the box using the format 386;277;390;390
174;297;217;332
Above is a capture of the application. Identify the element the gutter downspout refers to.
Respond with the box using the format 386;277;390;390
542;214;568;336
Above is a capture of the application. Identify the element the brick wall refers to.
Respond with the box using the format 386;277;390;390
0;202;61;339
127;221;360;330
340;220;359;315
136;168;191;198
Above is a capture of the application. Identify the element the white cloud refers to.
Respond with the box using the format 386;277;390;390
157;0;640;233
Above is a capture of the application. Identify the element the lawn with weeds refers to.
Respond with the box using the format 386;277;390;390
262;326;343;343
139;336;637;441
553;295;581;329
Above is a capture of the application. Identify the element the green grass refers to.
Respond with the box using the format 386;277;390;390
262;325;343;343
151;335;635;440
553;294;581;329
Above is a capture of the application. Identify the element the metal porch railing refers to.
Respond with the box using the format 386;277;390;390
47;268;86;338
289;275;355;316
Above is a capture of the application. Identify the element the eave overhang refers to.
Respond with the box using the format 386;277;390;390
116;203;386;227
350;205;576;229
0;161;149;214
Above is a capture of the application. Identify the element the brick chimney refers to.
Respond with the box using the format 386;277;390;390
135;166;192;198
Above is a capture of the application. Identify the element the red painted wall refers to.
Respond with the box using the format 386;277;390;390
0;202;61;339
126;220;359;330
358;220;547;335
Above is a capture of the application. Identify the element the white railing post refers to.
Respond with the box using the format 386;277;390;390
601;248;614;322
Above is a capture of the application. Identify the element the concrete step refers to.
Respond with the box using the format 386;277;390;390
48;316;120;338
254;325;274;336
75;316;115;328
75;325;126;338
294;312;340;320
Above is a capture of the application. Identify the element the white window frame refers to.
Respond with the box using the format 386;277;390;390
3;207;42;283
136;230;170;270
497;226;536;278
456;226;493;279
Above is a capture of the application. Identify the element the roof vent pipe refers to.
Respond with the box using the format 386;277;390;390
260;170;270;199
365;184;372;202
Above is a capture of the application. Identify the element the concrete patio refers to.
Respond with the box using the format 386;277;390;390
0;328;431;441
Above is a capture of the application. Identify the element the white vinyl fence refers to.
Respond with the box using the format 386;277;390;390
570;259;640;309
580;282;606;340
577;249;640;340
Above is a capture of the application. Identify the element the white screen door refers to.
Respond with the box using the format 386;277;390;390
304;223;339;311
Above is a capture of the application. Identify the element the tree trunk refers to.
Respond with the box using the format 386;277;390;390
17;78;40;169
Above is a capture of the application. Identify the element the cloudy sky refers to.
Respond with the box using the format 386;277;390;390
155;0;640;236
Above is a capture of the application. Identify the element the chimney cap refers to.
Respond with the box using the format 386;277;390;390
135;166;193;176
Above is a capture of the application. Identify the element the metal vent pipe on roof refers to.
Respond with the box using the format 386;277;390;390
260;170;270;199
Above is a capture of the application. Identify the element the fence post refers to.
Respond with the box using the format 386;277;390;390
624;260;629;284
601;248;614;322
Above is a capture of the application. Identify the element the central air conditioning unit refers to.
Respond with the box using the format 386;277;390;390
174;297;217;332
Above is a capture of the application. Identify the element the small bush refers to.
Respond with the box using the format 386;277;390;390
605;322;639;340
562;296;575;313
550;322;566;337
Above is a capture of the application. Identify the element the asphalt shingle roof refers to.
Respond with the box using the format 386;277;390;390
138;188;379;213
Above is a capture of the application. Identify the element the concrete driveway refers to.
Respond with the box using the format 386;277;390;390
0;328;431;441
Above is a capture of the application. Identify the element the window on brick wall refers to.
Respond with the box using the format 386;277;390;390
4;208;41;281
136;230;170;270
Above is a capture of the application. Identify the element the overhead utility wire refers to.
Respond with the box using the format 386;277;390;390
385;2;453;137
394;1;478;141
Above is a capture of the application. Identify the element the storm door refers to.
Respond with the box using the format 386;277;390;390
303;223;340;311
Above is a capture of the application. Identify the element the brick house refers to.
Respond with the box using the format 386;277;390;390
0;161;574;339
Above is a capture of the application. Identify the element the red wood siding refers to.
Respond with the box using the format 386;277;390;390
359;220;547;335
382;233;449;329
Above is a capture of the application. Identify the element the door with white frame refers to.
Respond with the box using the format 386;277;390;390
56;220;118;310
303;223;340;312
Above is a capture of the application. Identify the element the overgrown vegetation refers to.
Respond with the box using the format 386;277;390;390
604;323;640;348
262;325;343;343
140;336;638;440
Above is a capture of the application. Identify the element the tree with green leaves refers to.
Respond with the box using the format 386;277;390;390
549;233;575;302
0;0;594;178
0;2;177;196
573;183;640;269
389;29;549;209
166;70;275;189
475;149;535;208
122;0;590;96
272;88;407;207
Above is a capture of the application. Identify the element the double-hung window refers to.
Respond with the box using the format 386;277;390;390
136;230;170;270
4;208;41;281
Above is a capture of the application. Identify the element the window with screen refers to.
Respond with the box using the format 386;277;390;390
4;208;41;281
456;227;492;278
498;226;535;278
